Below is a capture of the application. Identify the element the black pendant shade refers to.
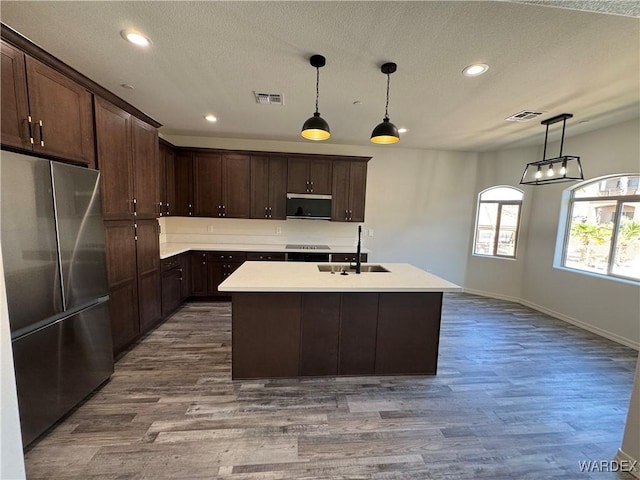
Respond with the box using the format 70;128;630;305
371;62;400;144
301;54;330;141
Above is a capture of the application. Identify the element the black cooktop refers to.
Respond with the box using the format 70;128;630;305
285;244;330;250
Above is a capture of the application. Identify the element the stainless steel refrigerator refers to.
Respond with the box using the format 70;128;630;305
0;151;113;447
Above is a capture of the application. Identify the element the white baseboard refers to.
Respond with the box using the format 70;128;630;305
616;448;640;479
461;288;640;351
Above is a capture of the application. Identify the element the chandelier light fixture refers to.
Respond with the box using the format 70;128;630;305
371;62;400;144
301;54;330;141
520;113;584;185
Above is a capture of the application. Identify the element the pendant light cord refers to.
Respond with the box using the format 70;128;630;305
315;67;320;114
384;73;390;120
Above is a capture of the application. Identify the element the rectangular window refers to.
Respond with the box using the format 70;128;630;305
561;175;640;283
565;200;614;276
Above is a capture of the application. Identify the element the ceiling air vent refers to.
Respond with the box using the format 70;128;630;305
254;92;284;105
505;110;544;122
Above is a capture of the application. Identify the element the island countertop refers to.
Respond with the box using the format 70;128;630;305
218;261;461;293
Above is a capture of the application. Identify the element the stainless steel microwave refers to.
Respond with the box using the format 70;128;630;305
286;193;332;220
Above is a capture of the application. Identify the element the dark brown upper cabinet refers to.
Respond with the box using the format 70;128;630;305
159;140;175;216
194;151;251;218
95;97;133;220
173;150;194;216
131;117;160;219
287;156;332;194
1;39;95;166
95;97;159;221
250;154;287;220
331;160;368;222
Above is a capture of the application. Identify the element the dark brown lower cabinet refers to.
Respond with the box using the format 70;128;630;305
104;220;139;352
339;293;379;375
301;294;341;376
375;293;443;375
190;251;208;296
104;219;161;355
232;291;443;379
232;293;301;379
161;266;182;317
136;220;161;333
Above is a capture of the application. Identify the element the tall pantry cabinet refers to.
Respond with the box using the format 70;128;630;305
95;96;161;353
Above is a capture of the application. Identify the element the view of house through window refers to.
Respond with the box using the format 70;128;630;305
473;186;523;258
563;175;640;281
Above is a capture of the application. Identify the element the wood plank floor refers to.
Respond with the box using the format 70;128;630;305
23;293;638;479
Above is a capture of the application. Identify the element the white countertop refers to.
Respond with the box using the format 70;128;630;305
160;242;369;259
218;261;461;293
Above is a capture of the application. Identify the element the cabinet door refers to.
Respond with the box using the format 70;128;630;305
348;161;367;222
222;153;251;218
161;268;182;317
1;40;30;150
25;57;94;166
95;97;133;220
132;117;159;219
301;293;340;376
307;158;332;194
250;155;270;219
375;293;442;375
159;142;176;216
232;293;301;379
207;261;226;296
103;220;139;352
268;155;288;220
179;254;190;299
190;252;208;296
136;219;161;333
287;157;309;193
173;151;193;216
331;160;350;222
339;293;378;375
193;151;222;216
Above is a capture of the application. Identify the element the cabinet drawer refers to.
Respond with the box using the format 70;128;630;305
330;253;368;263
161;256;181;271
246;252;286;261
207;251;247;262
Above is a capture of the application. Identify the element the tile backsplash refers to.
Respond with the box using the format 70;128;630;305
159;217;364;247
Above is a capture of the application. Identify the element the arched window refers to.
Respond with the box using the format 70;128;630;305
473;186;523;258
560;174;640;281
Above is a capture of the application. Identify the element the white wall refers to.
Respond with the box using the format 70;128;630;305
465;118;640;348
163;135;478;285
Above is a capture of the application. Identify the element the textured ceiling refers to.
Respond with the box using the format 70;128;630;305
1;1;638;152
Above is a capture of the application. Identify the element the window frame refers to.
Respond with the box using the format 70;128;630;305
473;186;523;259
560;175;640;283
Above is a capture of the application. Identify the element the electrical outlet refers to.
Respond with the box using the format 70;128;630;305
276;226;282;235
207;225;214;233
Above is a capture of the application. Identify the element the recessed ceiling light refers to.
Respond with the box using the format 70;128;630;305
121;30;151;47
120;84;135;90
204;114;217;123
462;63;489;77
398;128;408;134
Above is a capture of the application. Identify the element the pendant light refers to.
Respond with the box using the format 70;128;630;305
371;62;400;144
520;113;584;185
301;54;330;141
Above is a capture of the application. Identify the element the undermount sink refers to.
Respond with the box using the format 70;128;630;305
317;264;390;273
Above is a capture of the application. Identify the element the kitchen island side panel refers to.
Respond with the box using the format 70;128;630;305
375;292;443;375
232;293;301;379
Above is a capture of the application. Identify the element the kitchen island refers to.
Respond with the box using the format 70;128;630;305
219;262;461;379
